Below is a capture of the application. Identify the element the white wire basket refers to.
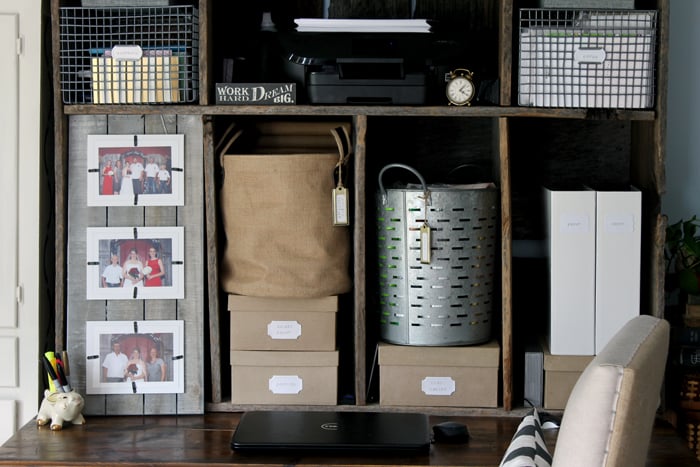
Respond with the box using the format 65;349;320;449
59;6;199;104
518;8;657;109
376;164;499;346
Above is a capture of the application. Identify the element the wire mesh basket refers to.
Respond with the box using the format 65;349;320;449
518;8;657;109
59;6;199;104
376;164;499;346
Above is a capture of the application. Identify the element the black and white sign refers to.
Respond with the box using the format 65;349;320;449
215;83;296;105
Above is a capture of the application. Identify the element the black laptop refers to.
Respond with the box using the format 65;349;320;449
230;410;431;455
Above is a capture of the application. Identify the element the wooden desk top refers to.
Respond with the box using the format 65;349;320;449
0;412;695;466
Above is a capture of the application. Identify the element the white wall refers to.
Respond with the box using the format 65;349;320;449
665;1;700;224
0;0;43;444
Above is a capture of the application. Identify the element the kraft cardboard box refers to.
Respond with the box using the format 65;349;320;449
543;341;593;410
228;295;337;351
378;340;500;408
231;350;338;405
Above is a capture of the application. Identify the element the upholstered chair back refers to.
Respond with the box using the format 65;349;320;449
551;315;670;467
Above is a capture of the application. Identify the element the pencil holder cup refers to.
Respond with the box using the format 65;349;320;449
37;389;86;431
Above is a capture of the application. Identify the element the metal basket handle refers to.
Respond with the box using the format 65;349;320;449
378;163;428;205
446;163;492;184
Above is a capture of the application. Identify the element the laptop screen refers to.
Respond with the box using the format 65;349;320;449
231;410;431;455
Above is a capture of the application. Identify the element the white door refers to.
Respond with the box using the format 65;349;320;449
0;0;43;445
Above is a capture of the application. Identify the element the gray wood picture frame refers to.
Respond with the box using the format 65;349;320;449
66;114;204;415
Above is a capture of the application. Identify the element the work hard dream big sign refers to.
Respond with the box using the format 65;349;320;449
215;83;296;105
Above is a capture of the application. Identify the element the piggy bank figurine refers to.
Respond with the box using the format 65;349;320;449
37;389;86;431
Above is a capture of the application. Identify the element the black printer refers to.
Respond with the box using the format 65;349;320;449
279;31;475;105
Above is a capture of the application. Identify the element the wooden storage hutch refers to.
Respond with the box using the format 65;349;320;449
50;0;669;414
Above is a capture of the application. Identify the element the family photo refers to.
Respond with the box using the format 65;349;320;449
100;150;173;196
100;335;173;383
100;238;172;289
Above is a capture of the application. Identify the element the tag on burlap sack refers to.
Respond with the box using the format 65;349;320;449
219;122;352;298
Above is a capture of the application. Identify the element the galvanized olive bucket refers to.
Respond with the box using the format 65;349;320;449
376;163;499;346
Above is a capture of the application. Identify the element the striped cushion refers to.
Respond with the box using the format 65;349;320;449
499;408;552;467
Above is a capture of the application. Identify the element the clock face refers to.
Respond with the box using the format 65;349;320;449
446;75;475;106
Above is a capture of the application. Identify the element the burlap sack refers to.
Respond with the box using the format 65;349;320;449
219;122;352;298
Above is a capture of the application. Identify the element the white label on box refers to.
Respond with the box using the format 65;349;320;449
267;320;302;340
559;213;590;234
421;377;456;396
604;213;634;234
269;375;303;394
574;46;606;65
111;45;143;61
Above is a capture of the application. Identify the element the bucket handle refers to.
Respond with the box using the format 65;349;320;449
378;163;429;205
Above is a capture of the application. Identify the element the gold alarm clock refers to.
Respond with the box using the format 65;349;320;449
445;68;475;106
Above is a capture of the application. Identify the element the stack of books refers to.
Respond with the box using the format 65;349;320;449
90;46;182;104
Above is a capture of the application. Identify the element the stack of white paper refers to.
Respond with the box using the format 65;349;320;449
294;18;431;33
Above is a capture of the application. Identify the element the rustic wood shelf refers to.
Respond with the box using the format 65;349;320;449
50;0;669;416
60;104;658;121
